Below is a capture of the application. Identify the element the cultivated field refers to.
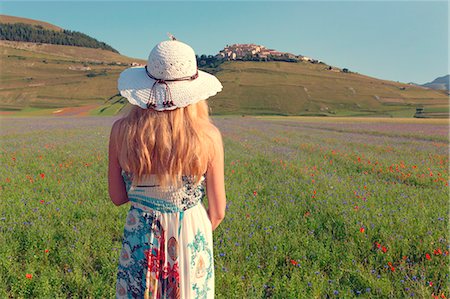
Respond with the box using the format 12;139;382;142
0;116;448;298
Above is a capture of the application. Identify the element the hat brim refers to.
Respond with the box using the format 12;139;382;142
118;66;223;110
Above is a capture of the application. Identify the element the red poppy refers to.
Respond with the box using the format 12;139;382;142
44;249;49;253
426;253;431;260
359;227;365;233
290;259;297;266
40;173;45;179
25;273;32;279
253;191;257;196
381;246;387;253
434;248;442;255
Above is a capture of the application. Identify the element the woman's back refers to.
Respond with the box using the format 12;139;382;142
121;170;205;213
109;38;226;298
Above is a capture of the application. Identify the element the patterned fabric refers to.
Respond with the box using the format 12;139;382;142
116;171;214;299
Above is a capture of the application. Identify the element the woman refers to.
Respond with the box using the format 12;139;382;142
108;37;226;299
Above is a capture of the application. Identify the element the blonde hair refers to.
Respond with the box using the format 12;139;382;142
115;100;213;187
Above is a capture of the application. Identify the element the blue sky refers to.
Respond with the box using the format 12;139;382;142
1;1;448;84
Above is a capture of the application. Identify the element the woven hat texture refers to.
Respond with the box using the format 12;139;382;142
118;40;222;110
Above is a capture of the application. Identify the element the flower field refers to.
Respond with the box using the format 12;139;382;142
0;116;448;298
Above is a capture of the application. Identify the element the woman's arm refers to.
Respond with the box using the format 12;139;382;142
205;126;227;231
108;119;129;206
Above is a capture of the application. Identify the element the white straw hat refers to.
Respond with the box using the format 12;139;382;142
118;37;223;110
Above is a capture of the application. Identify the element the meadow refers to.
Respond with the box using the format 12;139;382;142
0;115;448;298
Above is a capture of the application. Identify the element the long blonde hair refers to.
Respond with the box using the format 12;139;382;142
115;100;214;187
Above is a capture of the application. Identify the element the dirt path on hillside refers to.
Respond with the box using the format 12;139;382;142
52;104;99;116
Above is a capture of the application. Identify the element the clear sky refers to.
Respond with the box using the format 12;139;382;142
1;1;448;84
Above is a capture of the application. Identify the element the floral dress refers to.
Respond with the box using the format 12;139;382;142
116;171;214;299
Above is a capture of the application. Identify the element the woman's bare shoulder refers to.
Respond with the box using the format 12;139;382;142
205;123;222;142
110;118;126;136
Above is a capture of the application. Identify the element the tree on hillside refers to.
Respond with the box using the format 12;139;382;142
0;23;119;53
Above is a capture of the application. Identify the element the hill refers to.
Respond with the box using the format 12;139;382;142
0;15;62;31
207;61;448;118
421;74;449;91
0;16;447;118
0;15;118;53
1;44;447;117
0;40;144;114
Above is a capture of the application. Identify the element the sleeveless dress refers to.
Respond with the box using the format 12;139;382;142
115;170;214;299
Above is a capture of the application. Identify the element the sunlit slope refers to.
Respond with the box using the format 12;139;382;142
0;43;447;117
0;15;62;31
209;61;448;117
0;41;144;111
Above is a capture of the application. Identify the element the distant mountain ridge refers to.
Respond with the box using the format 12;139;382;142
0;15;118;53
420;74;449;91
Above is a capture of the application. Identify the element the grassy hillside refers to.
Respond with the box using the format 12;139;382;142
0;15;62;31
0;20;118;53
0;41;144;113
0;42;447;117
209;61;449;117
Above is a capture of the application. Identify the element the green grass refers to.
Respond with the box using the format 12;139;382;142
88;95;128;116
0;116;448;298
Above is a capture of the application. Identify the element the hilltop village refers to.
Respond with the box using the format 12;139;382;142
216;43;320;63
133;43;346;72
193;43;351;73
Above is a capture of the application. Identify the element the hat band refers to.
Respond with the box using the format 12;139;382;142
144;65;199;109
